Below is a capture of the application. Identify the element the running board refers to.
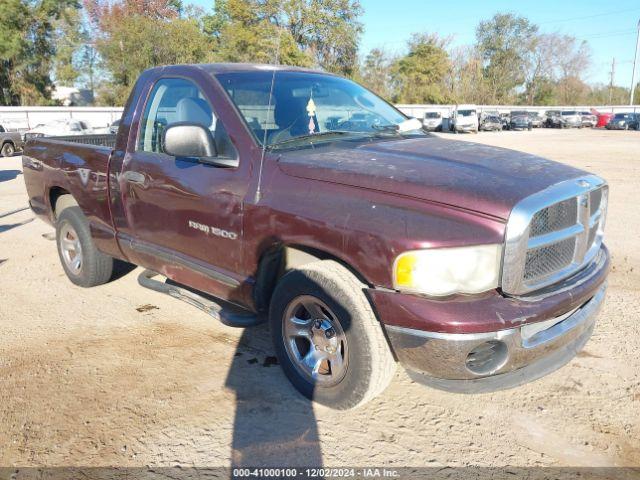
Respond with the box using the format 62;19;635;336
137;269;264;328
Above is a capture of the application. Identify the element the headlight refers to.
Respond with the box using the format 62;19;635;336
393;245;502;296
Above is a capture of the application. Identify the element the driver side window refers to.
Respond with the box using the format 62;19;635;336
137;78;236;159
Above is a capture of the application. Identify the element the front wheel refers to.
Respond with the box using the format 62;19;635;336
1;142;15;157
56;206;114;287
269;261;396;409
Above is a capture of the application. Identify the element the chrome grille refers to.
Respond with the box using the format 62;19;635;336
524;237;575;281
529;198;578;237
502;175;608;295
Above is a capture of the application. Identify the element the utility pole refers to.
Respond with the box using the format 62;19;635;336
630;18;640;105
609;57;615;104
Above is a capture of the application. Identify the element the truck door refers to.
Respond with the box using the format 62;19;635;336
117;76;248;301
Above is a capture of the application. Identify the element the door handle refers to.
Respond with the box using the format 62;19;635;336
122;171;146;185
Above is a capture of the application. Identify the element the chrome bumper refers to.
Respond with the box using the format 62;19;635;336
385;284;606;393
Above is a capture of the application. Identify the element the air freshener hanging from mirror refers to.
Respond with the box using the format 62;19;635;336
306;98;317;134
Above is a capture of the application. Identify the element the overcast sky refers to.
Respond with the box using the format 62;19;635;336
186;0;640;87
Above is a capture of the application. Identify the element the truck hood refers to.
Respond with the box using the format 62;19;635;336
277;137;587;220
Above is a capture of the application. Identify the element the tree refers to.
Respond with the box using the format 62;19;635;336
85;0;213;105
448;45;487;104
206;0;363;75
53;7;87;87
476;13;538;103
206;0;312;67
359;48;393;98
391;34;451;104
0;0;79;105
523;33;556;105
587;84;629;106
275;0;363;75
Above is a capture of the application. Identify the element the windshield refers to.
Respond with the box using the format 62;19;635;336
457;110;476;116
216;71;423;148
562;111;577;116
424;112;441;119
614;113;630;119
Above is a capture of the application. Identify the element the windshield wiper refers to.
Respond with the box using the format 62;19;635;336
371;118;424;136
268;130;364;149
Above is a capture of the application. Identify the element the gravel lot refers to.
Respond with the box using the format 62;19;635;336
0;128;638;469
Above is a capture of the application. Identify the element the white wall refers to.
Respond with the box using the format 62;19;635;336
0;107;124;132
396;104;640;119
1;104;639;132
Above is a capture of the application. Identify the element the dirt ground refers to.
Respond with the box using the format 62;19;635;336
0;128;639;469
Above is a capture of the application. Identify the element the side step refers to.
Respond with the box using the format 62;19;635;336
137;269;264;328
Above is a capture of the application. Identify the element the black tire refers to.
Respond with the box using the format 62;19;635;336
1;142;15;157
269;260;396;409
56;206;113;287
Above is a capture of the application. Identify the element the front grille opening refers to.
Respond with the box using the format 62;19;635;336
524;237;576;281
529;197;578;237
587;224;599;250
590;188;602;213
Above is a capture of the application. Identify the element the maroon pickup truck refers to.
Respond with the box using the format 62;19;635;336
22;64;609;409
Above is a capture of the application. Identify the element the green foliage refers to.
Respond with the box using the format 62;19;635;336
53;7;86;86
391;34;451;104
207;0;313;67
476;13;538;103
0;0;79;105
206;0;362;75
93;13;213;105
2;3;633;107
358;48;393;99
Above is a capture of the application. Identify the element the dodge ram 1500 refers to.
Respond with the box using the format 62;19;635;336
22;63;609;409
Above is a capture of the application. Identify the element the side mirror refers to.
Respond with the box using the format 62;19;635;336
163;123;217;159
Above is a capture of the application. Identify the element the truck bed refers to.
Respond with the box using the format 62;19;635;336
30;134;117;149
22;135;118;258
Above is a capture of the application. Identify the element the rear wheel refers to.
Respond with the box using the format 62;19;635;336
56;206;113;287
1;142;15;157
269;260;396;409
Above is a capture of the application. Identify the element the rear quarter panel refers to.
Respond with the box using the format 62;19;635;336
22;139;121;258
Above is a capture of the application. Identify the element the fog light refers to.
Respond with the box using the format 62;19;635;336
465;340;508;375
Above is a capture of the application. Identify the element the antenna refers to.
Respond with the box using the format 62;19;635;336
254;28;283;204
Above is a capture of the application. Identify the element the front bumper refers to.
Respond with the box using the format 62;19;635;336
371;247;609;393
385;285;605;393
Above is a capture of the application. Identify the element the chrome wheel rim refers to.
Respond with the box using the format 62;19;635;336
60;222;83;275
282;295;348;387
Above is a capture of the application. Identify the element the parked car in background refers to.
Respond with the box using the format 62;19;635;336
422;111;443;131
451;105;478;133
544;110;562;128
605;112;639;130
24;119;93;141
596;112;614;128
500;112;511;130
528;111;543;128
480;115;502;131
509;111;533;131
0;124;24;157
580;111;597;128
557;111;583;129
108;119;121;135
